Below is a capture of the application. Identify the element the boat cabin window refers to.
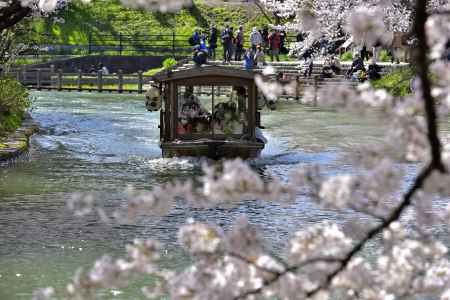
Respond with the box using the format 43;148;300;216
176;85;248;138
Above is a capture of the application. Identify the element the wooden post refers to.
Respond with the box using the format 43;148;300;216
138;70;143;94
22;68;26;85
313;75;318;106
88;32;92;55
36;69;41;90
172;31;176;57
57;69;62;91
118;69;123;93
119;33;123;56
97;70;103;92
77;69;82;91
295;75;300;102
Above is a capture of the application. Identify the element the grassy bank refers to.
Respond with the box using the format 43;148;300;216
24;0;267;47
372;67;414;97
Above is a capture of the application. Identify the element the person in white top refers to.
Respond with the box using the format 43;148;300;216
250;27;263;52
98;63;109;75
302;56;313;78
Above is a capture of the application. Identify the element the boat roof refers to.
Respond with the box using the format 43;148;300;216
152;65;255;82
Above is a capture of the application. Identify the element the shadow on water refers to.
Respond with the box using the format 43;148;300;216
0;92;404;299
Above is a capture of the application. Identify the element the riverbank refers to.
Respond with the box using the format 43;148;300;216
0;114;39;162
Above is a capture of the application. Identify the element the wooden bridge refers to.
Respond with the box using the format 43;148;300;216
2;67;151;93
1;61;409;99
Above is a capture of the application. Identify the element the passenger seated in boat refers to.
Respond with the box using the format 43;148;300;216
178;100;211;134
233;86;247;113
177;86;211;134
176;117;193;134
213;101;244;135
191;115;211;133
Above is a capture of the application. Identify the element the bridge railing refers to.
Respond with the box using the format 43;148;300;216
21;32;300;57
1;67;152;93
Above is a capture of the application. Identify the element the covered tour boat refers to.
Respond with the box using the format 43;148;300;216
145;66;266;159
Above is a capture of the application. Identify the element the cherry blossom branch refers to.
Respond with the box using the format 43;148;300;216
347;203;387;222
253;0;275;24
305;163;436;298
232;162;435;300
227;251;288;275
232;0;449;298
304;0;449;296
413;0;446;173
234;256;343;300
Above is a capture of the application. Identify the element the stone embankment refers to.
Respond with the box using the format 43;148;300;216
0;115;39;162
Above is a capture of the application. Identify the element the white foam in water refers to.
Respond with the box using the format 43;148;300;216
260;132;286;158
140;157;201;173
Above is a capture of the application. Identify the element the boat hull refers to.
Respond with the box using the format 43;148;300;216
161;140;264;159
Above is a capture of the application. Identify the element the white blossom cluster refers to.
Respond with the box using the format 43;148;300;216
345;6;390;47
334;222;450;299
260;0;449;44
65;239;171;300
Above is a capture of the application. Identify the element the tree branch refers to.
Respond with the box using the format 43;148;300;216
430;9;450;15
234;256;343;300
252;0;275;24
306;163;436;297
305;0;448;295
413;0;446;172
0;0;31;32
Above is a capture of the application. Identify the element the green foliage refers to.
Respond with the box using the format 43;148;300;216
379;49;392;63
143;57;178;76
0;78;31;134
340;51;353;61
371;67;414;97
163;57;177;69
2;113;22;132
143;67;164;76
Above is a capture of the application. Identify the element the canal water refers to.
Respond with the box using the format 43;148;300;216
0;91;447;299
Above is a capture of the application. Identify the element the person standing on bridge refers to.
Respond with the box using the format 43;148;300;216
268;29;281;62
191;29;200;46
221;25;233;63
250;27;263;52
261;26;269;54
302;56;313;78
208;25;218;60
243;48;254;70
199;33;208;52
234;25;244;61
